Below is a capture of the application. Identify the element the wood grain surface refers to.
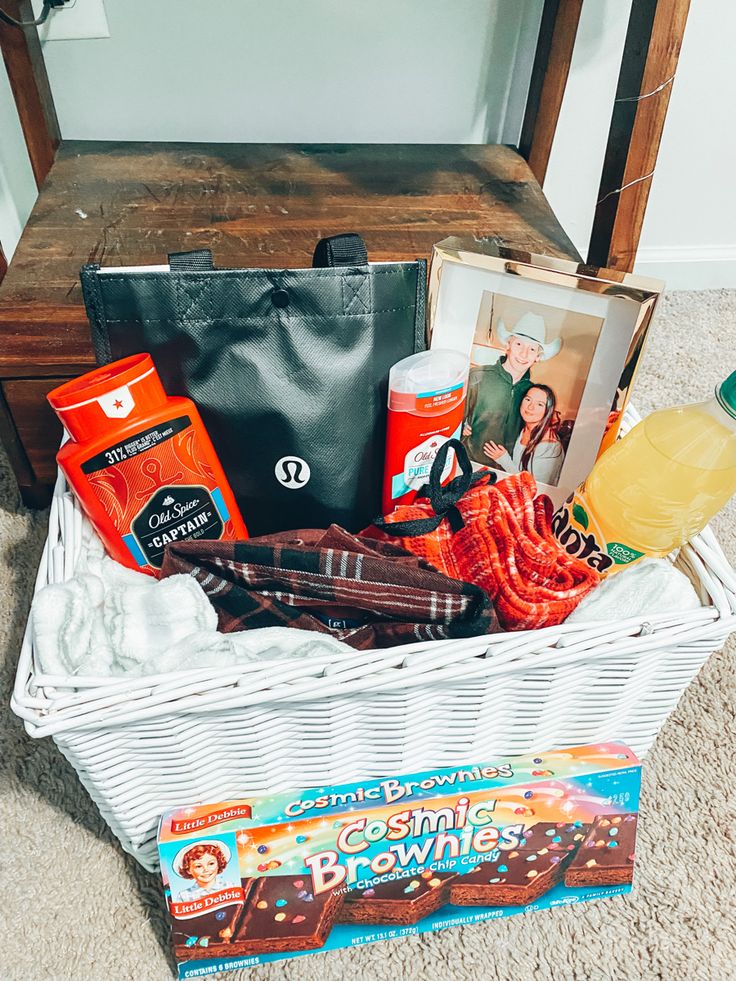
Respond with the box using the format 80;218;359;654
0;142;578;367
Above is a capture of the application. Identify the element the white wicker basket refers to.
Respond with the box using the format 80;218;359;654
12;411;736;872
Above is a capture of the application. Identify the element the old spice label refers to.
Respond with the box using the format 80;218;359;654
81;415;235;572
397;433;456;497
386;420;463;507
552;486;645;576
131;485;223;568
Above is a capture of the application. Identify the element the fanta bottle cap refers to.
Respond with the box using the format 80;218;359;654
716;371;736;420
48;353;168;442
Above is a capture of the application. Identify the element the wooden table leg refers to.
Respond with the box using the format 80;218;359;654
0;0;60;187
520;0;584;185
588;0;692;271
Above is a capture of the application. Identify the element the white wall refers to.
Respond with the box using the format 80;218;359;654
39;0;538;143
543;0;632;261
0;58;38;258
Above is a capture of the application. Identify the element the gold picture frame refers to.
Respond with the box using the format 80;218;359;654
428;237;663;507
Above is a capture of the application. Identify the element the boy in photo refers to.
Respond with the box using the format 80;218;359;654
463;312;562;464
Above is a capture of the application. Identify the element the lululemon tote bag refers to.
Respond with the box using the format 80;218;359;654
80;234;426;535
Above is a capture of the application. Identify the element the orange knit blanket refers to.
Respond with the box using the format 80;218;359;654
364;470;599;631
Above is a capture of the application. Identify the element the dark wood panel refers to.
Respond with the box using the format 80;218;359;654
1;142;578;300
520;0;583;184
0;304;95;374
588;0;692;270
2;377;64;483
0;381;34;492
0;0;60;187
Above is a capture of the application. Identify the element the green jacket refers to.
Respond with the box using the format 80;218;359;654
463;358;532;463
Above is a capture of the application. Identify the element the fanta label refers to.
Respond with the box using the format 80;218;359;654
552;486;646;576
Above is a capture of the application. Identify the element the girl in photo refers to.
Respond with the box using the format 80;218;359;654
482;384;565;486
174;841;231;901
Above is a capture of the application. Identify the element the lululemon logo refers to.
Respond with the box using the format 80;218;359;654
275;456;311;489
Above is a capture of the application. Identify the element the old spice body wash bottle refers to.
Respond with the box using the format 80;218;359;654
48;353;247;576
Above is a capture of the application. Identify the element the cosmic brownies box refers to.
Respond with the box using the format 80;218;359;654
158;743;640;977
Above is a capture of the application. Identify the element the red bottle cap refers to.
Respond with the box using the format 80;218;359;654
47;353;168;443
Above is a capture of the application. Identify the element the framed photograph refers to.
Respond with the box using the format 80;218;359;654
428;237;663;508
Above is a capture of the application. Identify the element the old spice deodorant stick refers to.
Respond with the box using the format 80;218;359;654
382;349;469;513
48;353;247;576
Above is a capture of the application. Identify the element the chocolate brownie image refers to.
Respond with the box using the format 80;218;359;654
564;813;637;887
517;821;589;852
229;874;344;955
449;847;577;907
337;871;457;925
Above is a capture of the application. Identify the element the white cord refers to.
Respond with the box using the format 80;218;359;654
615;74;675;104
596;170;656;207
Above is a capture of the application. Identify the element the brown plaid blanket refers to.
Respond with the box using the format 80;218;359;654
160;525;498;649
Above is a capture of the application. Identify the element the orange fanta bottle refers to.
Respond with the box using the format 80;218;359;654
554;372;736;575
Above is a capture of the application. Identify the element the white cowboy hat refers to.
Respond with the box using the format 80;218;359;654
173;839;231;877
496;312;562;361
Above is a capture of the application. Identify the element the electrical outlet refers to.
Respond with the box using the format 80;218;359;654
31;0;110;41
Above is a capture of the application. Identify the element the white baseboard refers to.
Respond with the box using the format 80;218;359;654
634;245;736;291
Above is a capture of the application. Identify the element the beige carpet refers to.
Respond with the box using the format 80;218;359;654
1;290;735;981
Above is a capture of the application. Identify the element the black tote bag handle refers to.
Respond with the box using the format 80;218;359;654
168;249;215;271
312;233;368;267
167;234;368;274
